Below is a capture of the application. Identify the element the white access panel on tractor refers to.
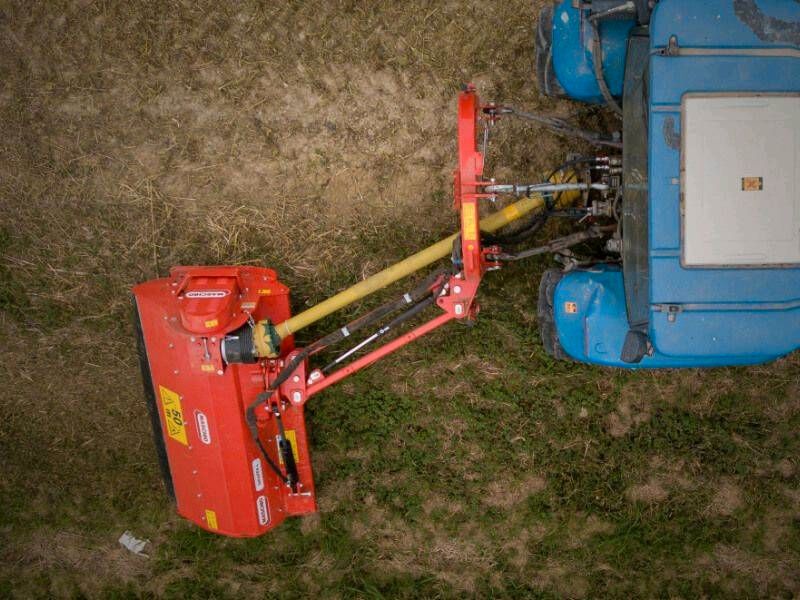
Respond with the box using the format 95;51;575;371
681;94;800;267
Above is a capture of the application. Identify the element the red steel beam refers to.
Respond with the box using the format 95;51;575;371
306;311;456;398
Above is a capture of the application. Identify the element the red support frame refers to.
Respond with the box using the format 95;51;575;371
287;84;498;401
305;312;455;398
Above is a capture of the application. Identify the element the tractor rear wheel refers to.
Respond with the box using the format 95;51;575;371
537;269;570;360
535;4;566;99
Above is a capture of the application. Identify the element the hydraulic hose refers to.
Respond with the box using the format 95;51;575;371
589;20;624;116
253;180;581;356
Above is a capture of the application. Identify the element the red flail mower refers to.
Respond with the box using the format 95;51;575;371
133;86;617;536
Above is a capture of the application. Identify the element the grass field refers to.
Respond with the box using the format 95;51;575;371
1;1;799;598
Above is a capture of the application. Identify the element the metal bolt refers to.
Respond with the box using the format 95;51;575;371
292;375;300;383
173;369;179;375
453;285;462;294
454;304;464;316
190;337;196;342
217;370;224;376
292;391;302;403
168;343;174;349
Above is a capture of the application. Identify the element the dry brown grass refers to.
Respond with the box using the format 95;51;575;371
2;1;799;598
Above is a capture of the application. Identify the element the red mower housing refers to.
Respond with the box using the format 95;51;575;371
133;266;316;537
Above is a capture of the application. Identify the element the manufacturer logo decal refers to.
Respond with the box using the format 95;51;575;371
252;458;265;491
256;495;270;526
195;410;211;445
565;302;578;314
185;290;231;299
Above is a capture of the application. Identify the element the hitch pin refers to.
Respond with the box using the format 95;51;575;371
201;337;211;361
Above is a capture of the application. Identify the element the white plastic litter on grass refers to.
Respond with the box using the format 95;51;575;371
118;531;150;557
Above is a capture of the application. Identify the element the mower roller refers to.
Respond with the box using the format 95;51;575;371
134;0;800;537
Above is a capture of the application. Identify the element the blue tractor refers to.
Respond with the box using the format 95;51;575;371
535;0;800;367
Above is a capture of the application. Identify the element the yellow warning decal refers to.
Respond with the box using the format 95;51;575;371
159;385;188;446
277;429;300;464
204;318;218;329
258;288;272;296
205;509;218;530
741;176;763;192
200;364;215;373
462;208;478;242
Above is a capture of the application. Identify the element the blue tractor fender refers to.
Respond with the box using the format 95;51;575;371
548;265;799;369
536;0;636;104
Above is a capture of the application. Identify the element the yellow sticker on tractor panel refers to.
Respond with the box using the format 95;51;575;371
741;176;763;192
159;385;188;446
462;208;478;242
205;509;218;530
277;430;300;464
204;319;218;329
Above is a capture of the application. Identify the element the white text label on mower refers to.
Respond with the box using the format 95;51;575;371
194;410;211;445
252;458;265;491
256;495;270;526
185;290;231;299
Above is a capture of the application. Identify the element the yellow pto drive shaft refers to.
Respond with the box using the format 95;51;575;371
253;181;581;357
